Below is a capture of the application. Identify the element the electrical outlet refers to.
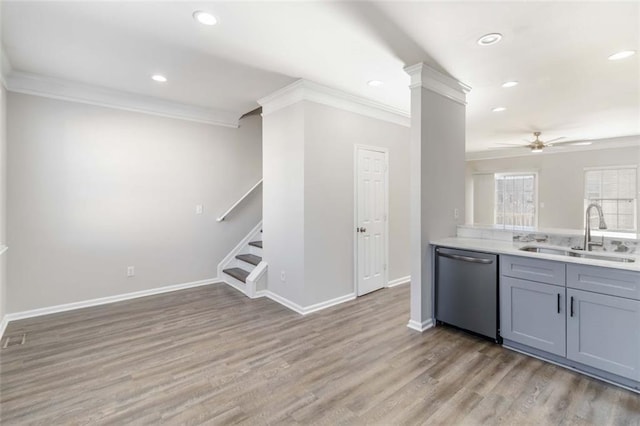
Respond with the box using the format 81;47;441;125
280;270;286;282
195;204;204;215
454;208;460;220
127;266;135;277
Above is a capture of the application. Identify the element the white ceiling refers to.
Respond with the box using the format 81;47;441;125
2;1;639;152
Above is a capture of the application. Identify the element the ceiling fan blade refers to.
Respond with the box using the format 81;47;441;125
549;139;590;147
545;137;566;144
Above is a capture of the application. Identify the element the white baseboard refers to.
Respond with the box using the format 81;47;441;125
407;318;434;332
387;276;410;287
0;315;8;340
302;292;357;315
261;290;305;314
221;276;247;296
5;277;221;323
260;290;356;315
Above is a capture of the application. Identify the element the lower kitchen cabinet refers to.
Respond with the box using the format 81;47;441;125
567;288;640;381
500;276;566;357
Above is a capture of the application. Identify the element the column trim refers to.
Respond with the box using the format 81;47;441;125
404;63;471;105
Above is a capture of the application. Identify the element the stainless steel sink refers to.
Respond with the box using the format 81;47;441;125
519;246;635;263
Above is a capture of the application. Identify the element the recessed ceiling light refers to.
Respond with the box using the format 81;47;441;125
368;80;383;87
608;50;635;61
477;33;503;46
570;141;593;146
193;10;218;26
151;74;167;83
492;107;506;112
502;81;519;88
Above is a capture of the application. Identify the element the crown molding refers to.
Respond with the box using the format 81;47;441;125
257;79;410;127
5;71;240;128
404;62;470;106
466;135;640;161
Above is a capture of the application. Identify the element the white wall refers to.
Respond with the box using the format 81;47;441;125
262;102;306;306
467;145;640;231
304;101;410;306
7;93;262;313
0;84;7;323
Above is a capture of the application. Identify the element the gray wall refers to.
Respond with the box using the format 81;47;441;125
0;84;6;321
262;102;306;306
467;145;640;231
262;99;411;308
410;86;466;325
7;93;262;313
304;101;410;306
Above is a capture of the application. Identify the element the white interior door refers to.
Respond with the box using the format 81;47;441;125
356;147;388;296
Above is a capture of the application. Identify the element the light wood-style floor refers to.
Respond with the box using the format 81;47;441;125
1;284;638;425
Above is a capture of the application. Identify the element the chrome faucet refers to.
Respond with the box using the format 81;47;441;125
583;203;607;251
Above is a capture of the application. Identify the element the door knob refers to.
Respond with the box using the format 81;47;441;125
359;227;367;233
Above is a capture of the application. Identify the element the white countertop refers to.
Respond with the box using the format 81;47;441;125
431;237;640;272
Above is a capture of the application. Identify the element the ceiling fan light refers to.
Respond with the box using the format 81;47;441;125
477;33;503;46
608;50;635;61
193;10;218;26
531;147;543;153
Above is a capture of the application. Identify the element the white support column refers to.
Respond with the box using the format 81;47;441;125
405;63;470;332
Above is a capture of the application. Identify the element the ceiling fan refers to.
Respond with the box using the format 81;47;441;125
499;132;567;153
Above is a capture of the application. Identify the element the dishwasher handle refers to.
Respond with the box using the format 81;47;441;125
436;249;494;264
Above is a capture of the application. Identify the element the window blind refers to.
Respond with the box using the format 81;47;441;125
584;167;637;231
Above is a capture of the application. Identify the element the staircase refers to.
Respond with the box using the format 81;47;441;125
218;224;267;298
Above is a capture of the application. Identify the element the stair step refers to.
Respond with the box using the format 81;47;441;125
249;241;263;249
223;267;250;283
236;254;261;266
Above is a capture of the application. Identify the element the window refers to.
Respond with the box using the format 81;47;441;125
494;173;537;228
584;166;637;232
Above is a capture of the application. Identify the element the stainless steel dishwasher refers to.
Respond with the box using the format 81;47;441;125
435;247;500;342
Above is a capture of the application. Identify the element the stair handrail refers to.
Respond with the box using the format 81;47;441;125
217;179;263;222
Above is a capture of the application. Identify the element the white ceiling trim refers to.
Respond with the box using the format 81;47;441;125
466;135;640;161
258;79;411;127
404;63;471;106
5;71;240;128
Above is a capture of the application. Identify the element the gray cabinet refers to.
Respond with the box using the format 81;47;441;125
567;264;640;300
567;288;640;381
500;254;640;389
501;276;566;356
501;255;565;286
566;263;640;381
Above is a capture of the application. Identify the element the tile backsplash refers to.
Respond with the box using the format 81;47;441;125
457;225;639;255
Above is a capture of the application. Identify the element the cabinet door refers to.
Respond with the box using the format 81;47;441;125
501;277;566;356
567;288;640;381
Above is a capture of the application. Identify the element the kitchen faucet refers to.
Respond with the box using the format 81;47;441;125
583;203;607;251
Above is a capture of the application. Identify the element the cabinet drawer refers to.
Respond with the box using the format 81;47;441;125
501;255;565;286
567;264;640;300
